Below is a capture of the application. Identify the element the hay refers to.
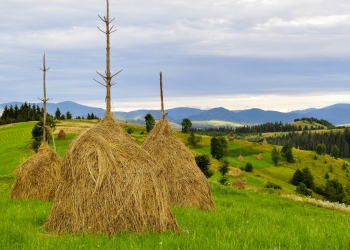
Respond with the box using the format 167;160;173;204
237;155;244;162
57;130;66;140
45;113;179;235
255;153;263;160
141;119;215;211
262;139;268;145
9;142;62;201
232;177;247;189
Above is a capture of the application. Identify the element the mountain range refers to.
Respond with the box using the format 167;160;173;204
1;101;350;126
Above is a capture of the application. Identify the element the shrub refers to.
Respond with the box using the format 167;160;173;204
296;182;312;196
245;162;253;172
265;181;282;190
195;154;213;179
325;172;329;179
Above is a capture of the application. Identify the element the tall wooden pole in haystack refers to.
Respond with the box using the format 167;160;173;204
38;53;51;142
160;72;165;120
94;0;123;114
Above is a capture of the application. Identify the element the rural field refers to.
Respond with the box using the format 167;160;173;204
1;120;350;249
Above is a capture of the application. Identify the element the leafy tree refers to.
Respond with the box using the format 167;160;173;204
181;118;192;133
31;117;55;152
210;136;228;160
188;132;202;147
325;172;329;179
296;182;312;196
144;113;155;132
245;162;253;172
66;111;72;120
271;146;281;166
301;167;314;189
55;108;61;120
331;145;340;159
281;142;295;163
325;179;344;202
291;169;303;186
218;159;229;185
195;154;213;178
316;143;326;155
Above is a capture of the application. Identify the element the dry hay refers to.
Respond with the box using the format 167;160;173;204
141;119;215;211
57;130;66;140
232;177;247;189
9;142;62;201
237;155;244;162
45;113;179;235
262;138;268;145
255;153;263;160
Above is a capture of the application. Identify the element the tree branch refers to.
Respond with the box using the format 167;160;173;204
111;69;123;79
93;78;107;87
97;26;107;34
96;71;107;79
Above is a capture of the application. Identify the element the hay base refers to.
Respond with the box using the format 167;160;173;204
9;142;62;201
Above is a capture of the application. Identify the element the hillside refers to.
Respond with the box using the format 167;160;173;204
1;120;350;249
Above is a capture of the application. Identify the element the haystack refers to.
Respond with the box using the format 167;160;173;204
10;142;61;200
45;113;179;234
57;130;66;140
9;53;62;201
141;72;215;211
237;155;244;162
45;1;179;235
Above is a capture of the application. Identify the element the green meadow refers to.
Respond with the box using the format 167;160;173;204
1;121;350;249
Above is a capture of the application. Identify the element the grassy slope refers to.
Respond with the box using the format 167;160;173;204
1;121;350;249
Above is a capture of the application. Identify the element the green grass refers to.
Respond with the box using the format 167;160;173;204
2;121;350;249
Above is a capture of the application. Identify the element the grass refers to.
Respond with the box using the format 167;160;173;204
2;121;350;249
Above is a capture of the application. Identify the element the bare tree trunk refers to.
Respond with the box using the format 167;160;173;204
160;72;165;120
39;53;50;142
95;0;122;115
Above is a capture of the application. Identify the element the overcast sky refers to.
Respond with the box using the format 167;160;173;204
1;0;350;112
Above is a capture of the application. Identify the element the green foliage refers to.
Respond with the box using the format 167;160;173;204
271;146;281;166
210;136;228;160
291;168;314;189
295;182;312;196
187;132;202;147
324;172;329;179
331;145;340;159
195;154;213;178
218;159;229;185
342;162;347;170
54;108;61;120
181;118;192;133
264;181;282;190
325;179;344;202
144;113;155;133
245;162;253;172
126;127;133;134
316;143;326;155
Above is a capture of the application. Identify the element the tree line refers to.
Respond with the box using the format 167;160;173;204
190;120;329;136
0;103;45;124
267;129;350;158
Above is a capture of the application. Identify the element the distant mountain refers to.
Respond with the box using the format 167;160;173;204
2;101;350;126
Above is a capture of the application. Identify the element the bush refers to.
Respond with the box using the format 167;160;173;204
312;185;325;196
195;154;213;179
245;162;253;172
296;182;312;196
265;181;282;190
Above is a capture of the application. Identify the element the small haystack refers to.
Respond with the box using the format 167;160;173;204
255;153;263;160
45;113;179;234
10;142;61;200
141;72;215;211
57;130;66;140
232;177;247;189
237;155;244;162
9;53;62;201
262;138;268;145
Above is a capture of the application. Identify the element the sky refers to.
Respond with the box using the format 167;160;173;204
1;0;350;112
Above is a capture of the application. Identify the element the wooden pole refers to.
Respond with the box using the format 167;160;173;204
38;53;51;142
160;72;165;120
95;0;123;115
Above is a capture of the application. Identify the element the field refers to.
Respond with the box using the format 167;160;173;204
1;121;350;249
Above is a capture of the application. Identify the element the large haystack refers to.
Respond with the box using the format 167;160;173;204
45;113;179;235
9;142;62;201
57;130;66;140
141;119;215;211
